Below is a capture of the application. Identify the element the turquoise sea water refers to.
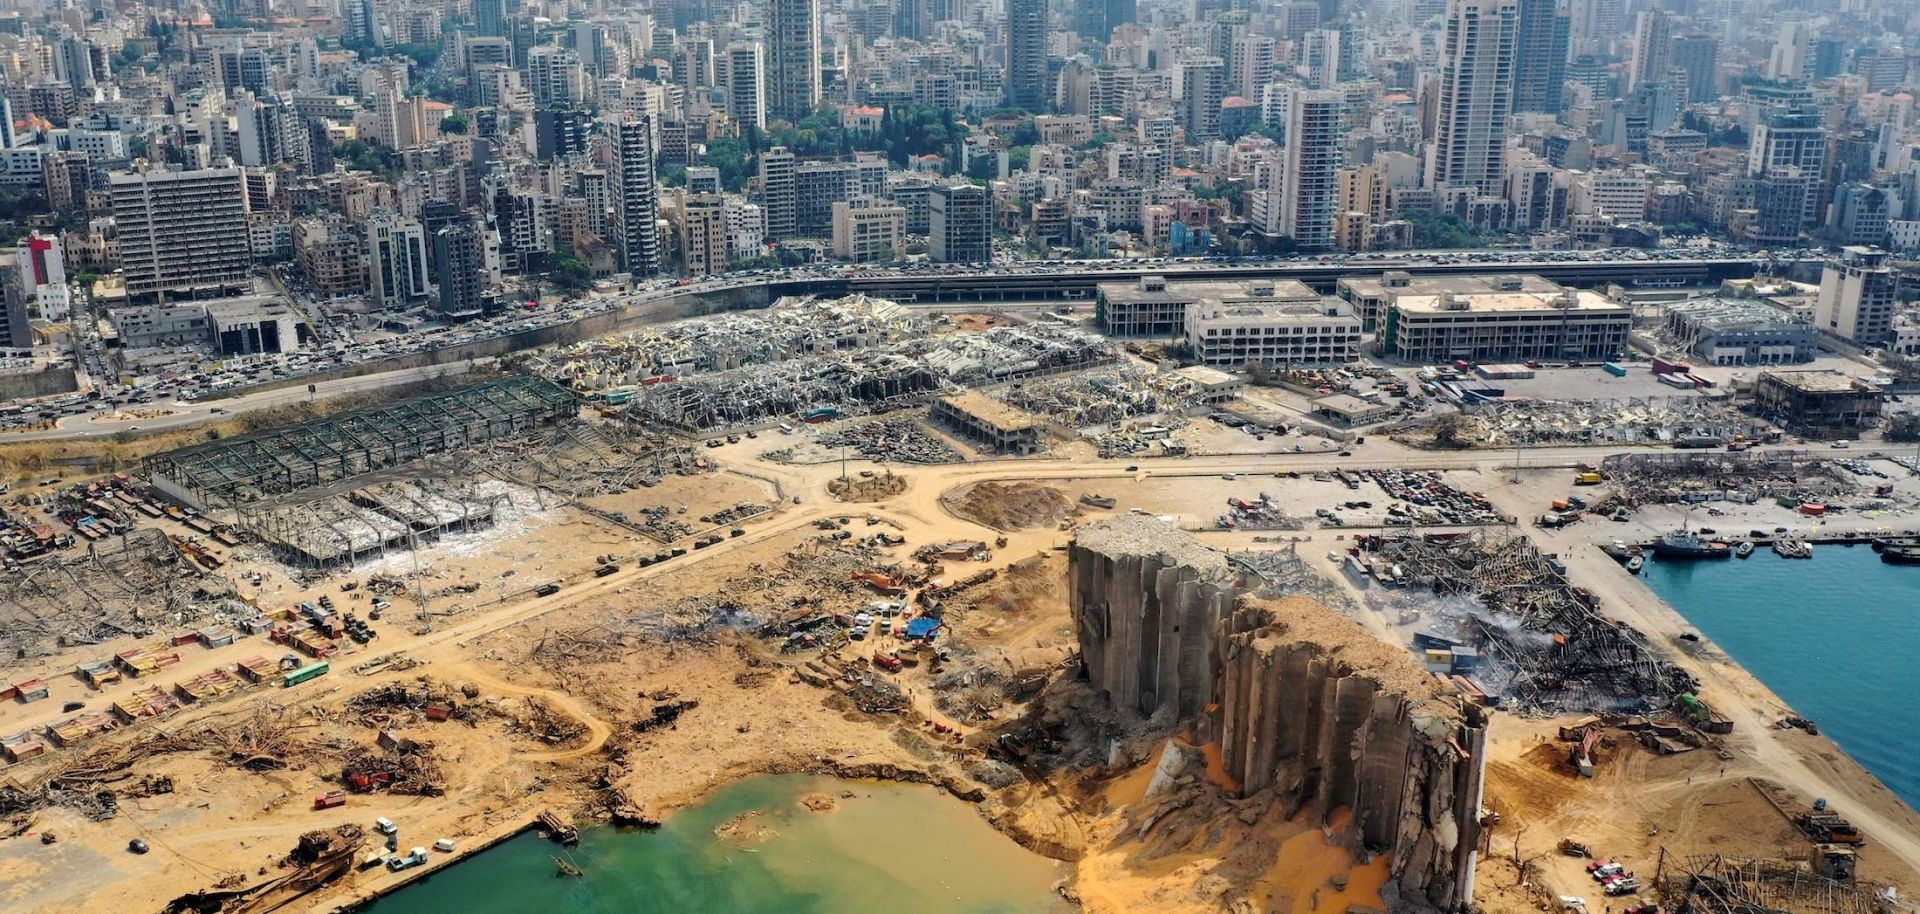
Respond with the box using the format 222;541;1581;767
1640;546;1920;810
357;774;1063;914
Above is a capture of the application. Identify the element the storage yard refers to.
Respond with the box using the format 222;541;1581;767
3;295;1920;914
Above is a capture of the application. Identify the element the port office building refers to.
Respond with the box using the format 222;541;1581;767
1185;298;1363;367
1096;276;1321;337
1752;369;1882;432
1337;270;1565;333
1377;274;1630;364
1660;297;1817;366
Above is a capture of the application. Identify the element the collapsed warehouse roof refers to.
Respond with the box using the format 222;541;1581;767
997;366;1210;429
632;351;942;430
628;323;1116;431
1366;530;1695;713
0;528;238;666
144;377;577;512
532;294;928;392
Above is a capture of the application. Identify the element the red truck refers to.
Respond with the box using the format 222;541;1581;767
872;652;904;673
313;790;348;810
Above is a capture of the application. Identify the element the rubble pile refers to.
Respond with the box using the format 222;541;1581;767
631;695;699;733
529;538;915;675
339;743;446;796
806;417;962;464
614;505;692;541
995;366;1206;429
345;679;471;728
703;502;767;527
1230;548;1359;616
531;294;929;394
1362;530;1695;713
626;322;1114;432
483;424;703;501
513;698;590;746
0;527;236;666
1430;397;1766;448
1600;451;1852;510
845;677;909;714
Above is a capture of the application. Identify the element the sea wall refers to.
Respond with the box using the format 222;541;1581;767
1068;517;1242;721
1214;598;1487;911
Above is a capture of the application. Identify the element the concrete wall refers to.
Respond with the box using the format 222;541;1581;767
0;364;78;401
1069;517;1243;721
1214;598;1487;911
1067;519;1487;911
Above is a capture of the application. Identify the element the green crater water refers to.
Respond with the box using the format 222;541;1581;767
357;774;1065;914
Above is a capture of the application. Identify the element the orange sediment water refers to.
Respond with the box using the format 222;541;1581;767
1104;739;1165;808
1172;729;1242;795
1251;808;1390;914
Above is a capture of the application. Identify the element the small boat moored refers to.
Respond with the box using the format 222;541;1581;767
1734;541;1754;558
1772;539;1813;559
1625;555;1645;574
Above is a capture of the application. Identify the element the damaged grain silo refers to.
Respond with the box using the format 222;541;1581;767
1068;517;1488;912
1069;517;1242;721
1213;597;1487;911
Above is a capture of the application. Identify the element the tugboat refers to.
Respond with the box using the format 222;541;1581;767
1625;555;1645;574
1882;545;1920;566
1873;536;1920;553
1652;530;1731;559
1734;541;1755;558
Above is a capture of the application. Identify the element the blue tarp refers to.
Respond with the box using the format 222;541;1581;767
904;618;942;639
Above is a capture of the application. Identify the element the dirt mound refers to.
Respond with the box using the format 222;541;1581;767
829;473;908;502
946;482;1075;530
799;792;837;812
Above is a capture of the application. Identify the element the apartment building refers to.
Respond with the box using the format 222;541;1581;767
110;164;252;301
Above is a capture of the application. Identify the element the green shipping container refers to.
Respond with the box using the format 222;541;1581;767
283;661;330;687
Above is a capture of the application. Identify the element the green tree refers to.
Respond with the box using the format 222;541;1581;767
1888;413;1920;443
1406;212;1486;249
546;244;593;296
439;113;469;134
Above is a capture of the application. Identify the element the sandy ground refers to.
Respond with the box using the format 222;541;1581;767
6;432;1920;914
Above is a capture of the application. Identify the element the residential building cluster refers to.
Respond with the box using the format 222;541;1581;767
0;0;1905;368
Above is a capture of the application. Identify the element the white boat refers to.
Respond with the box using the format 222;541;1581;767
1625;555;1645;574
1734;541;1754;558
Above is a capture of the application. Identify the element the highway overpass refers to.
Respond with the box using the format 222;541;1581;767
764;257;1767;304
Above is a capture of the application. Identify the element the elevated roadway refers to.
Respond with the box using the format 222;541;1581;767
768;257;1765;304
